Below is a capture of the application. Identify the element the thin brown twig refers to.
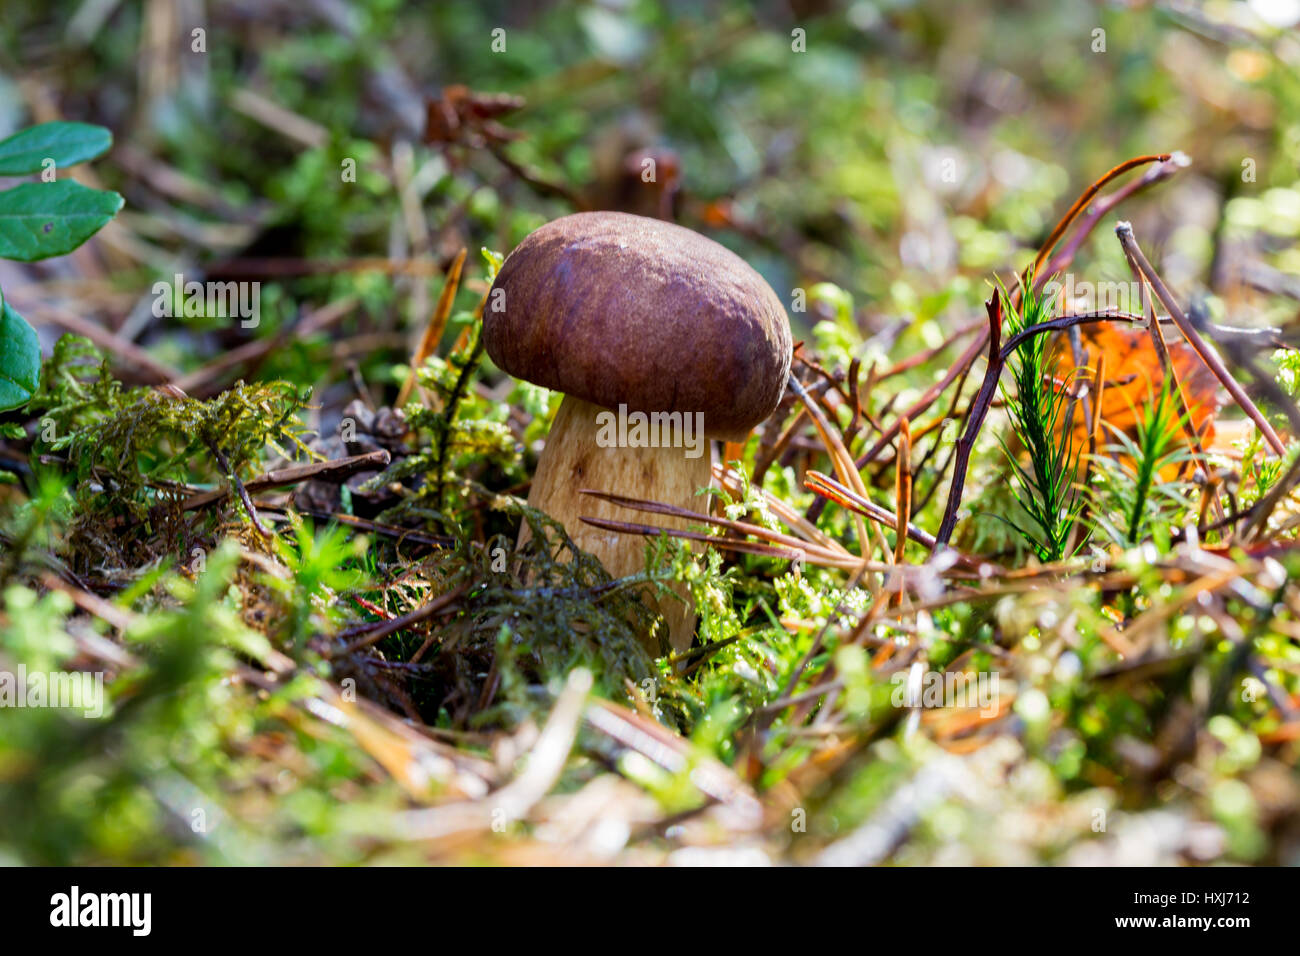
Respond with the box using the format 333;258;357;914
578;516;848;566
787;375;879;559
803;470;981;568
181;450;392;512
1027;154;1174;288
1115;221;1286;456
170;295;359;395
1037;153;1188;284
933;306;1147;549
578;488;852;562
752;404;806;488
893;418;912;607
207;441;272;539
329;581;469;658
861;154;1181;474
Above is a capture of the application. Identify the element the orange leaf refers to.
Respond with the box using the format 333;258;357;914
1055;323;1223;473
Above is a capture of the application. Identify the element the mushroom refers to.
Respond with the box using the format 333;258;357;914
484;211;792;654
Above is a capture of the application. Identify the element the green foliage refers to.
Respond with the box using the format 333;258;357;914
1240;426;1287;509
1;0;1297;866
0;543;385;865
0;121;120;413
0;121;111;175
0;179;122;262
268;515;370;646
1088;378;1198;549
995;274;1085;562
35;340;309;499
0;299;40;410
454;505;663;722
23;336;311;569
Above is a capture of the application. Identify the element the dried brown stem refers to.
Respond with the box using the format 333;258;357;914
932;307;1147;550
207;441;272;539
330;581;469;657
396;247;467;409
579;488;851;562
1115;221;1286;456
182;450;392;512
865;153;1181;485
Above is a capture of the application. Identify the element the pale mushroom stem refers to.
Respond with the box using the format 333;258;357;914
520;394;714;654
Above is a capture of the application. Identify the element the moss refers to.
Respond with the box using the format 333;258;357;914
24;335;311;575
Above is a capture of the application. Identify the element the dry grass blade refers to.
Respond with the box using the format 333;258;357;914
894;418;912;564
578;514;860;569
892;418;912;607
787;374;880;559
396;247;468;409
1025;153;1173;293
584;698;763;828
395;668;593;840
579;487;852;562
309;682;494;801
170;295;359;395
713;463;842;552
329;580;469;657
805;469;966;562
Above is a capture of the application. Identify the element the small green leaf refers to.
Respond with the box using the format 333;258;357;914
0;181;124;262
0;300;41;411
0;122;113;176
481;246;505;280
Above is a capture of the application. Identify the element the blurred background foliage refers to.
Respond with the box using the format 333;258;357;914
1;0;1297;384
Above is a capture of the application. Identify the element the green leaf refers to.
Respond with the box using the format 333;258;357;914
0;181;123;262
0;122;113;176
0;299;41;411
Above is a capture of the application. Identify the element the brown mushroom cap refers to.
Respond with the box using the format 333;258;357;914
484;211;792;441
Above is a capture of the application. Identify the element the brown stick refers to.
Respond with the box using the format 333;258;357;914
207;441;272;539
207;258;458;278
579;488;851;562
1122;244;1223;519
894;418;912;566
932;307;1148;550
1037;154;1187;285
1027;155;1173;286
892;418;912;607
170;296;359;395
170;295;361;392
8;297;181;383
857;331;986;468
803;470;976;562
787;376;876;557
1115;221;1286;456
933;296;1002;549
329;581;469;657
181;449;391;512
